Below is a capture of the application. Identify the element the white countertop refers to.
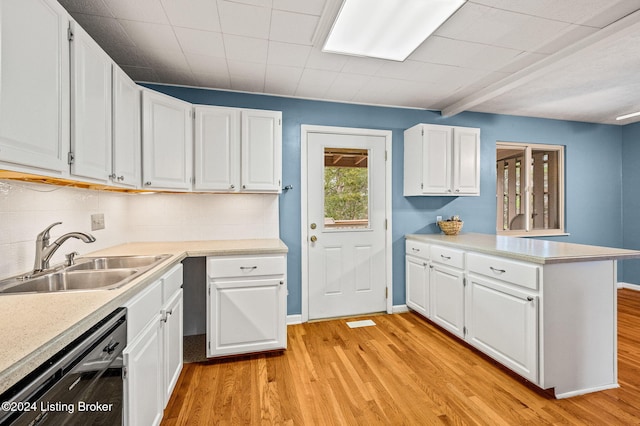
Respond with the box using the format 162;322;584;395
406;233;640;264
0;239;287;395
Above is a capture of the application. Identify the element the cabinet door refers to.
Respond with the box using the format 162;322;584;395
466;274;538;383
208;277;286;357
194;106;240;191
162;290;183;406
0;0;69;174
112;66;141;188
406;256;429;318
69;22;112;183
123;317;163;426
422;125;452;194
241;110;282;192
430;264;465;338
453;127;480;195
142;89;193;190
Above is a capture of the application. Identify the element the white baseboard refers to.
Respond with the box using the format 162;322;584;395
287;314;302;325
618;282;640;291
393;304;409;313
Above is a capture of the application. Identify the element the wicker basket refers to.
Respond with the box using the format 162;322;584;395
438;220;463;235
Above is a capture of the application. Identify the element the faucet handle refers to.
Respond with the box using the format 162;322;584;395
37;222;62;243
65;251;79;266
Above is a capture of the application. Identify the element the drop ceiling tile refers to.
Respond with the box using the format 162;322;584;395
119;20;182;51
175;28;225;57
305;48;348;71
70;14;135;49
267;41;312;67
103;0;169;24
57;0;114;17
534;24;599;55
121;65;160;82
218;1;271;38
195;72;232;90
270;10;319;45
154;68;199;86
375;60;424;80
228;60;266;80
265;65;304;95
325;73;371;102
224;34;269;63
410;36;522;72
273;0;326;15
498;52;547;73
160;0;222;32
341;57;384;76
185;53;229;74
104;44;150;68
141;47;191;71
351;77;401;104
228;0;273;7
295;68;338;98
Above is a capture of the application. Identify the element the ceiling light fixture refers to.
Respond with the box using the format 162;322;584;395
616;111;640;121
323;0;466;62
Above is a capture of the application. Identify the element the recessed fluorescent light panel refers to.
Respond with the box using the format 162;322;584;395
616;111;640;121
323;0;466;61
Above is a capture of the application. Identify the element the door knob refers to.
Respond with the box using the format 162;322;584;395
310;235;317;242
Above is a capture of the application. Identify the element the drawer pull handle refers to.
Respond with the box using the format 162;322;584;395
412;248;420;252
240;266;258;271
527;296;534;302
490;266;506;274
440;255;451;260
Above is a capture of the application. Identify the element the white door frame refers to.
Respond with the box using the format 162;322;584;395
300;125;393;322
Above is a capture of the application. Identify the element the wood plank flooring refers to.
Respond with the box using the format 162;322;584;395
161;289;640;425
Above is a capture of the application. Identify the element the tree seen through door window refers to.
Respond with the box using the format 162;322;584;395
324;148;369;229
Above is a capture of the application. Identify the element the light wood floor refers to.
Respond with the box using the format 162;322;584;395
161;289;640;425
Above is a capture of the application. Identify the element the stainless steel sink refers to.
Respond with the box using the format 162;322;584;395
66;255;170;271
0;254;171;294
0;270;138;294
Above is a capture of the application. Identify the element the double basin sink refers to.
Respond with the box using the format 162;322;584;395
0;254;171;295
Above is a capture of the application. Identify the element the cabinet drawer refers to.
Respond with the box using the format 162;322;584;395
406;240;429;259
430;245;464;269
162;263;183;303
467;252;538;290
208;255;285;278
124;279;162;338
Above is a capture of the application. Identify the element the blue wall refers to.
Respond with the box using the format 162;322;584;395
622;122;640;283
144;84;630;313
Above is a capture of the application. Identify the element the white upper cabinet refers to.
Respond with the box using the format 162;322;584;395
69;21;113;183
241;110;282;192
112;66;141;188
194;106;240;191
194;106;282;193
0;0;70;175
142;89;193;191
404;123;480;196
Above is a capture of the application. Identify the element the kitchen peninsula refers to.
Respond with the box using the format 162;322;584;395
405;232;640;398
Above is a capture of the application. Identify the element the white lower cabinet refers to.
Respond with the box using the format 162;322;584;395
430;263;465;339
406;255;430;317
207;254;287;357
466;274;538;382
123;263;183;426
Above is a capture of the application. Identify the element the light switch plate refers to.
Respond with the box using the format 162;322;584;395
436;215;442;223
91;213;105;231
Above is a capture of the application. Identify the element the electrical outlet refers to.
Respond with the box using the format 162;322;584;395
91;213;105;231
436;215;443;223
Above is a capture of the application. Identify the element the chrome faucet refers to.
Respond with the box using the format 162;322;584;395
33;222;96;273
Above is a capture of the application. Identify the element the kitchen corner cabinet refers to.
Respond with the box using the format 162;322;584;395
111;66;141;188
194;106;282;193
123;263;183;426
142;89;193;191
69;21;113;183
0;0;70;176
207;254;287;357
404;123;480;196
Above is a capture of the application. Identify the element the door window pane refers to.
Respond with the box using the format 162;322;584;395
323;148;369;229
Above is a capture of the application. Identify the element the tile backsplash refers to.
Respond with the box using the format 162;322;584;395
0;180;279;279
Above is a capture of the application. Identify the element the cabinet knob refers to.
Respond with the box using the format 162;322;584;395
145;181;152;186
118;176;125;181
279;280;284;285
230;184;235;189
455;188;460;193
527;296;534;302
242;185;246;189
108;173;116;180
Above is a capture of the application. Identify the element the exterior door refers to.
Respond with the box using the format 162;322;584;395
306;131;387;319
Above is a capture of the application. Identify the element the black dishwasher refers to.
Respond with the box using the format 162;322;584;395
0;308;126;426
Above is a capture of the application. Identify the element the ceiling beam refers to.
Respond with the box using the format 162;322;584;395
440;8;640;118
